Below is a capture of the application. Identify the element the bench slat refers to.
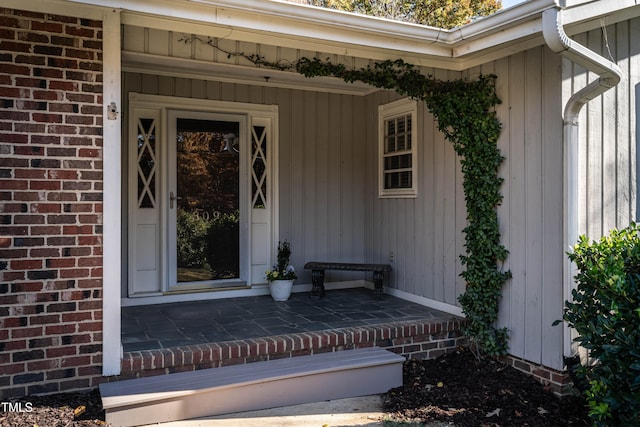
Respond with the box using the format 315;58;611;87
304;262;391;272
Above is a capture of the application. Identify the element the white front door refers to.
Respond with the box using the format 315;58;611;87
127;94;277;298
167;110;247;291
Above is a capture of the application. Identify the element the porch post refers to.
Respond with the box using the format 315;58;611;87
102;8;122;376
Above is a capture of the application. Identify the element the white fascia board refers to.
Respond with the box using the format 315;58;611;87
70;0;451;58
562;0;640;35
64;0;640;70
69;0;558;67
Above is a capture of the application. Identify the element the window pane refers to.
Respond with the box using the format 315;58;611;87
400;171;411;188
386;136;395;153
175;118;240;282
137;118;157;209
397;117;405;134
386;119;395;136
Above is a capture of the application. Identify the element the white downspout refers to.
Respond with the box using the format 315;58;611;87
542;6;622;359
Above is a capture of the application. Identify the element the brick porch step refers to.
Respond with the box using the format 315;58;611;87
100;346;404;427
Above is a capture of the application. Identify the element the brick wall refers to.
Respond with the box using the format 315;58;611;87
499;354;571;396
0;8;104;399
115;319;467;380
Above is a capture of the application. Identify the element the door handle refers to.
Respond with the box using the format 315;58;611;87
169;192;182;209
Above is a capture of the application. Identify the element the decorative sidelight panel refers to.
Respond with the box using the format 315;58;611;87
251;125;268;209
137;118;157;209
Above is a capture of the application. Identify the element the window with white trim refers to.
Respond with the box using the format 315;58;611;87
378;98;417;198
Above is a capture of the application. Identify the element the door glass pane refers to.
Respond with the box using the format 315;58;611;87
175;118;240;283
137;118;156;208
251;125;267;209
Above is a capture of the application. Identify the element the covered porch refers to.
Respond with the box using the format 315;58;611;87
116;288;466;380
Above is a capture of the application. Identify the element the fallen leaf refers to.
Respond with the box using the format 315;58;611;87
486;408;501;417
73;405;86;417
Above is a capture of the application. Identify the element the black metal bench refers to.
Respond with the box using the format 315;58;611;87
303;262;392;299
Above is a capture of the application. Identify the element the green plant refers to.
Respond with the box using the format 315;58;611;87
266;241;297;282
176;208;211;270
557;223;640;426
296;58;511;356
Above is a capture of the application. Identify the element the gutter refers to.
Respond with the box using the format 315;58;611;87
541;6;623;359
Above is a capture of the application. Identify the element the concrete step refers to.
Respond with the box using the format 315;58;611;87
100;347;404;427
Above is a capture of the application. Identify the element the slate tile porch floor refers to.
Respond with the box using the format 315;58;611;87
121;287;452;352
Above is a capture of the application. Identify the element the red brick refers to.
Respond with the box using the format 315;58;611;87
31;135;62;145
2;363;26;375
0;179;28;190
14;146;44;156
0;40;30;52
30;314;61;325
15;77;46;88
2;271;25;281
30;203;62;213
0;203;28;212
61;312;92;322
46;346;77;358
31;21;63;34
45;324;77;335
5;340;27;351
27;359;59;371
48;169;78;180
78;148;100;158
49;81;78;91
30;248;60;257
15;169;46;179
0;63;30;75
65;26;94;38
10;259;42;270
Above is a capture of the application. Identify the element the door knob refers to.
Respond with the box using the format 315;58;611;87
169;192;182;209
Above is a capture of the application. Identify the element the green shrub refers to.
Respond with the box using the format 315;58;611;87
560;223;640;426
176;208;211;270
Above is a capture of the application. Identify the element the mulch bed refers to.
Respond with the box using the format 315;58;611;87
0;389;107;427
382;348;592;426
2;349;591;427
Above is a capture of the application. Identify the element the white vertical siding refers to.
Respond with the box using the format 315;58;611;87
364;46;566;369
123;73;369;286
496;46;564;369
576;18;640;238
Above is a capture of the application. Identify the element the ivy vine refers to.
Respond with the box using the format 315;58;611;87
296;58;512;356
182;35;512;356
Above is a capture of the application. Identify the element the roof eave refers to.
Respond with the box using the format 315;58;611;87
27;0;640;71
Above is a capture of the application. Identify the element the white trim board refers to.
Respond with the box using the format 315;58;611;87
102;8;123;377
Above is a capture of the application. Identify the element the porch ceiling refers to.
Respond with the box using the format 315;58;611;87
121;52;378;96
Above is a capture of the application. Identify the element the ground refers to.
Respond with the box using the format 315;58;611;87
382;349;591;426
0;389;106;427
1;349;591;427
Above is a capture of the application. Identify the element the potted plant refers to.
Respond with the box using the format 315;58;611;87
265;241;297;301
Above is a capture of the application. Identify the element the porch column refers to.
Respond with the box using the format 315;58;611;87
102;7;122;377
